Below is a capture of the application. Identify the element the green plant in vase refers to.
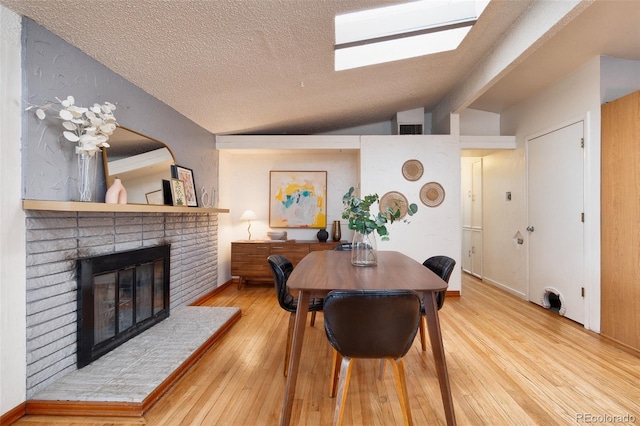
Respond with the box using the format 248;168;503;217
342;187;418;265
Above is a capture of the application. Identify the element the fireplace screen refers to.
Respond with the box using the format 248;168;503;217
77;245;170;368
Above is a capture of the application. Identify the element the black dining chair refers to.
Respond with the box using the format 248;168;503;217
267;255;325;376
418;255;456;351
333;243;352;251
378;254;457;380
324;289;421;426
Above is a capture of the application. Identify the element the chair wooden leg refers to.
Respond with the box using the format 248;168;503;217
333;356;353;426
284;313;295;376
390;358;413;426
378;359;386;379
310;311;317;326
419;314;427;352
329;349;342;397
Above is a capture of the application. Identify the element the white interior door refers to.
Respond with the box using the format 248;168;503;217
471;160;483;277
462;229;472;273
471;160;482;229
471;229;483;278
527;121;584;324
462;158;483;277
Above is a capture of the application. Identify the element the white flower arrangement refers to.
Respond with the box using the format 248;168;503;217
27;96;117;156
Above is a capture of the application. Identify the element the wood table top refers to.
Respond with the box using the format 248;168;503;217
287;250;448;293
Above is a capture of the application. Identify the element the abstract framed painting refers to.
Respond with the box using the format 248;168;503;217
269;171;327;228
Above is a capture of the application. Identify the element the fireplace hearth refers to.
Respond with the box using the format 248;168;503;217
76;245;171;368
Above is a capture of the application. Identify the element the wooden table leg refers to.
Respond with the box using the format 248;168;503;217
423;291;456;426
280;290;310;425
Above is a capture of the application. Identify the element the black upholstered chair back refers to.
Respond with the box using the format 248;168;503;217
333;243;352;251
267;254;324;375
423;255;456;309
324;290;421;359
267;254;297;312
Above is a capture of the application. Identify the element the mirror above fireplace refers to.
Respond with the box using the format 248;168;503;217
103;127;175;204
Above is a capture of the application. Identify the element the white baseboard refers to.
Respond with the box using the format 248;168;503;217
480;276;527;299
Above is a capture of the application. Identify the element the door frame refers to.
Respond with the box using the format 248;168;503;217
525;115;594;329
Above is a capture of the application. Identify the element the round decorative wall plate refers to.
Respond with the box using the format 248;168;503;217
379;191;409;219
402;159;424;181
420;182;445;207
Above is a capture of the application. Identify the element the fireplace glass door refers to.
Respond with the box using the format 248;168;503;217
77;245;170;368
94;272;116;345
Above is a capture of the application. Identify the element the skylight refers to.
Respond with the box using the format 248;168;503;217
335;0;489;71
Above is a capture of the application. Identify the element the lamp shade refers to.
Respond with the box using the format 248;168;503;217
240;210;257;220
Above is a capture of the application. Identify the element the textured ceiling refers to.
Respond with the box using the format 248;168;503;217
2;0;639;135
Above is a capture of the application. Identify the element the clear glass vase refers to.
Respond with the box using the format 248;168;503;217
351;230;377;266
77;152;98;202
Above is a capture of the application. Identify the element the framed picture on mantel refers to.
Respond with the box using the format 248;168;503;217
145;189;164;205
170;178;187;207
171;165;198;207
269;170;327;228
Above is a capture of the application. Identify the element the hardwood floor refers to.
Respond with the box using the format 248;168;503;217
14;274;640;425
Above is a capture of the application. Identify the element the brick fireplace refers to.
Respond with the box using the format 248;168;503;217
25;209;220;398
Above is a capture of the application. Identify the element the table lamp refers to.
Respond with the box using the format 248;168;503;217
240;210;257;240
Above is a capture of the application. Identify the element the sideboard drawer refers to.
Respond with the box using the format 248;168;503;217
309;241;343;252
270;244;309;266
231;240;343;289
231;242;271;255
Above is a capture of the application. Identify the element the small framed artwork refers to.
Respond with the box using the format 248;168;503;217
171;165;198;207
170;178;187;207
145;189;164;205
269;170;327;228
162;179;173;205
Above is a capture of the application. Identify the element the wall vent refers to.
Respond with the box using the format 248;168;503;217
393;107;424;135
399;124;423;135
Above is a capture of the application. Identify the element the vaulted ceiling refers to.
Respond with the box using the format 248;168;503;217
2;0;639;135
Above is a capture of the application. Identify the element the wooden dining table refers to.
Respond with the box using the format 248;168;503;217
280;250;456;425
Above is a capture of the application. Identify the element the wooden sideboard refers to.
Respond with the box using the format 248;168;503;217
231;240;344;288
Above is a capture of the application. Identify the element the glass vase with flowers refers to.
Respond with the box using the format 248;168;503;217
27;96;117;201
341;187;418;266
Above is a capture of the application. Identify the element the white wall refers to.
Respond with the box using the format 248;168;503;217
217;150;359;284
1;5;27;415
489;57;601;321
218;136;462;293
480;147;527;296
460;109;501;136
22;19;217;202
489;56;640;332
360;136;462;292
320;111;433;136
600;56;640;103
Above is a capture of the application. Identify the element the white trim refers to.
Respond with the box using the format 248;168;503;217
482;276;526;299
459;135;516;150
0;4;27;414
215;134;361;152
582;110;598;332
